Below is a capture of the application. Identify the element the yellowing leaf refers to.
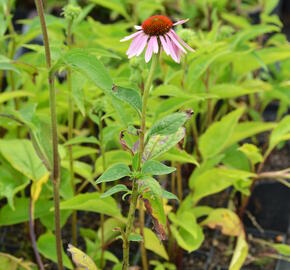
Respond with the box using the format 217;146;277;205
201;208;243;237
229;235;248;270
67;244;98;270
31;173;50;203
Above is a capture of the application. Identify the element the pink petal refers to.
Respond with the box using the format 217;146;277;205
120;31;142;42
167;31;186;54
172;43;181;63
134;25;142;30
173;19;189;26
127;34;144;57
136;34;149;56
165;34;178;63
151;36;159;54
145;37;154;63
170;29;195;52
159;35;170;55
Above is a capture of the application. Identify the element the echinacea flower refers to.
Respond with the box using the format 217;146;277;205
121;15;194;63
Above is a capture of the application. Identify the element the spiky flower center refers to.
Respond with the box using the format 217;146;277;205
142;15;173;36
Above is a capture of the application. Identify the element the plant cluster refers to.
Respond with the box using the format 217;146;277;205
0;0;289;270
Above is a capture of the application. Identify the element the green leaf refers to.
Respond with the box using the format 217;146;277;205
63;49;113;93
0;91;33;104
162;190;179;201
37;232;73;269
159;148;199;166
95;150;131;175
238;143;263;165
59;192;123;218
101;184;129;198
201;208;243;236
142;160;176;176
0;252;36;270
67;244;98;270
90;0;129;19
64;136;100;146
272;243;290;256
112;86;142;115
144;127;185;160
72;71;86;116
211;83;268;99
139;177;167;239
169;211;204;252
191;168;254;203
96;163;131;184
0;198;53;226
267;115;290;154
0;55;20;74
146;112;190;141
0;164;29;209
0;139;48;182
140;228;169;260
229;235;248;270
129;233;143;242
199;107;245;159
226;122;276;147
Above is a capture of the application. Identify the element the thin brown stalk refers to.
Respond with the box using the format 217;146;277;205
34;0;63;269
29;199;45;270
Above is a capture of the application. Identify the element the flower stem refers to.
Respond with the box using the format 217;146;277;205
34;0;63;269
66;18;77;247
122;54;158;270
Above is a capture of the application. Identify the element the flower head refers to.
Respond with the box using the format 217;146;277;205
121;15;194;63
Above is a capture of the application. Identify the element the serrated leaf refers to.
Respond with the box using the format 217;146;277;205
142;160;175;176
67;244;98;270
112;86;142;115
59;192;122;218
63;49;113;93
101;184;129;198
144;127;185;160
96;163;131;184
199;107;244;159
139;177;167;240
146;112;190;141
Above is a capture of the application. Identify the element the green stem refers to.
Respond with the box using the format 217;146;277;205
99;113;106;269
6;0;18;110
66;18;77;247
34;1;63;269
122;54;158;270
139;200;148;270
